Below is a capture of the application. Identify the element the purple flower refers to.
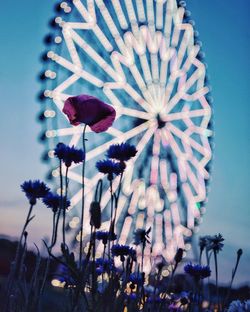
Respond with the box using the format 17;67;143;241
63;94;116;133
96;159;123;181
111;244;136;262
106;143;137;162
21;180;50;204
42;192;70;212
184;263;211;279
96;230;117;245
54;143;84;167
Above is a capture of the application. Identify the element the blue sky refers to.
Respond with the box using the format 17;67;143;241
0;0;249;285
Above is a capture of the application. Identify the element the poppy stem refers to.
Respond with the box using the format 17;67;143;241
108;180;114;259
62;166;69;246
79;124;87;270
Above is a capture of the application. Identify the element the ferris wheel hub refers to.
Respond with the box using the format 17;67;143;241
156;114;166;129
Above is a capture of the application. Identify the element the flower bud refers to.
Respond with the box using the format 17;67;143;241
90;201;101;229
174;248;183;264
237;248;243;257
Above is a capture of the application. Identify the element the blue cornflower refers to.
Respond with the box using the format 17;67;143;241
54;264;75;286
207;233;224;253
199;235;210;251
96;159;123;181
95;258;115;275
54;142;67;160
96;230;117;245
54;142;84;167
42;192;70;212
184;263;211;279
129;272;144;285
106;143;137;163
125;293;137;301
133;228;150;246
21;180;50;204
228;300;244;312
111;244;136;262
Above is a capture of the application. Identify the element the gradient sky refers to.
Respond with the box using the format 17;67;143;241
0;0;249;285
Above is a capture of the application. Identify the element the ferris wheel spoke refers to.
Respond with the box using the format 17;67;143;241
171;7;184;48
69;29;119;81
122;124;157;194
62;27;82;67
49;53;104;87
53;74;79;94
94;0;128;55
176;23;194;69
162;108;210;123
166;123;210;157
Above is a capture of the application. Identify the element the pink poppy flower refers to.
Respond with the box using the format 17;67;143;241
63;94;116;133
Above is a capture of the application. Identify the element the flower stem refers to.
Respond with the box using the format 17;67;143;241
79;124;87;270
214;251;219;310
51;160;63;247
108;180;114;258
62;166;69;246
112;172;123;237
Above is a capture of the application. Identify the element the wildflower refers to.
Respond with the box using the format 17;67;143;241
21;180;50;204
133;228;150;246
63;94;116;133
126;293;137;301
199;235;210;251
96;231;117;245
54;264;75;287
42;192;70;212
90;201;101;229
184;263;211;280
237;248;243;257
228;300;245;312
54;143;85;167
96;159;123;181
95;258;115;275
244;300;250;311
179;291;190;306
129;272;144;286
106;143;137;163
207;233;224;253
111;244;136;262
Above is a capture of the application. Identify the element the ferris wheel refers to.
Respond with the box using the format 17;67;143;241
38;0;213;265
